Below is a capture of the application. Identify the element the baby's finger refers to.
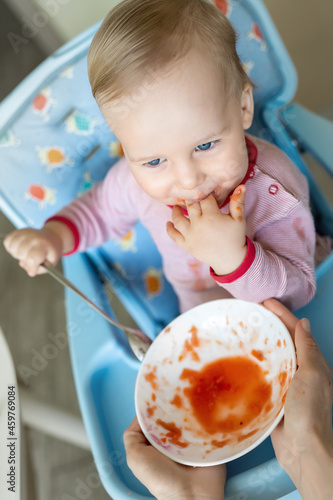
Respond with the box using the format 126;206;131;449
35;266;48;275
24;246;47;277
171;205;190;234
185;200;202;219
199;194;220;215
4;231;27;258
18;259;36;277
166;221;185;246
229;185;246;222
3;233;12;251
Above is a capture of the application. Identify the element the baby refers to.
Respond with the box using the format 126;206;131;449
4;0;317;313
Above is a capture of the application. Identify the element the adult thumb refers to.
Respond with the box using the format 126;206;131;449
294;318;320;369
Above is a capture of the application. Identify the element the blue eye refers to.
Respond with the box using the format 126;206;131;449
196;141;216;151
147;157;166;166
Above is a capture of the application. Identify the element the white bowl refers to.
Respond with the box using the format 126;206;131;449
135;299;296;466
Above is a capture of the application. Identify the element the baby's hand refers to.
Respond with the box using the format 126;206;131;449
4;225;64;277
166;185;247;275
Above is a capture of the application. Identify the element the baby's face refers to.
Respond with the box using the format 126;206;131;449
101;49;253;208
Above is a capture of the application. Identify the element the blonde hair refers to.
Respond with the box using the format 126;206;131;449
88;0;253;106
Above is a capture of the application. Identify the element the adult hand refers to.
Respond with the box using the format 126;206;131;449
124;417;226;500
166;185;247;276
263;299;333;500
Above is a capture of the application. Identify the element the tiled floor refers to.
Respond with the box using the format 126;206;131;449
0;2;332;500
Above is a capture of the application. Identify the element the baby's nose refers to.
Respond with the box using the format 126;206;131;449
175;162;205;190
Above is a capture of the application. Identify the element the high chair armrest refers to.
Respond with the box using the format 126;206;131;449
280;103;333;177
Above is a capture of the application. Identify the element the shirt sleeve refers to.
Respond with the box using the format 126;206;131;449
46;159;139;253
211;201;317;311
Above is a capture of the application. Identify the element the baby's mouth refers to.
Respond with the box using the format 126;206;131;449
178;190;217;205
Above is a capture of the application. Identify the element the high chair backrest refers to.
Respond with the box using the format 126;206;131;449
0;0;304;333
0;0;298;231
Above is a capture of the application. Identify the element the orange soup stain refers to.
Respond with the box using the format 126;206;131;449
231;188;243;201
279;371;287;386
277;340;281;348
151;393;156;402
144;366;159;391
170;394;183;408
237;429;258;443
156;419;189;448
189;325;199;346
178;325;200;362
180;356;272;434
211;439;230;448
251;349;265;361
147;405;157;417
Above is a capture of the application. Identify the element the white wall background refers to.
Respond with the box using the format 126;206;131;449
32;0;119;42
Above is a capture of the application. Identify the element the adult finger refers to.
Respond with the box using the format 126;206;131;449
294;320;333;382
263;298;298;343
270;417;284;449
123;417;149;453
229;185;246;223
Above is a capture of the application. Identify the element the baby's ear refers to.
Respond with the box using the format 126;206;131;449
241;84;254;130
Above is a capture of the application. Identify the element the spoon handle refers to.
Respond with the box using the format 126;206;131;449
42;263;152;360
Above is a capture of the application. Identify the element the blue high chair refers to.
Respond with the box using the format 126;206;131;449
1;0;332;498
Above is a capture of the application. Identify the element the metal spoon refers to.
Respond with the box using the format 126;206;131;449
42;262;153;361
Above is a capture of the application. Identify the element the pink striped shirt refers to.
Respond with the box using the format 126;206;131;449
53;134;317;312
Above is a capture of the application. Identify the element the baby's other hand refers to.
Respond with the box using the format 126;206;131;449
4;226;63;277
166;185;247;275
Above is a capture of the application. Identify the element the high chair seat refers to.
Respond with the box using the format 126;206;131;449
1;0;332;498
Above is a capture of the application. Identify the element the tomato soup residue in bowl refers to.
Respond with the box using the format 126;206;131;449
135;299;296;466
179;355;273;435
